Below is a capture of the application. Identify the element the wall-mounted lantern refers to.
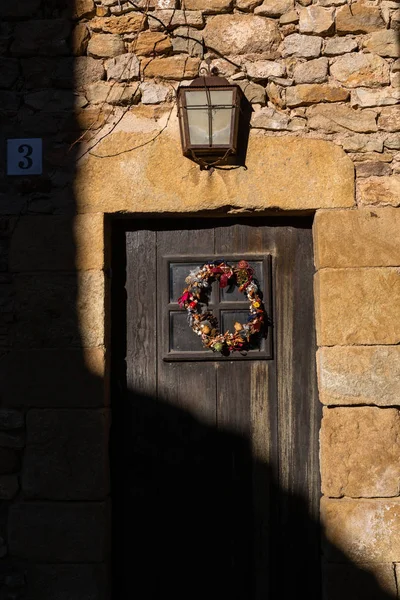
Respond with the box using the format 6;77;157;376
177;71;245;169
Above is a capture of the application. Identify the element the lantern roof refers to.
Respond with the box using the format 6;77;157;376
187;75;231;88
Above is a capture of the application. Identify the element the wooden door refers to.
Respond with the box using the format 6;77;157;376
112;217;321;599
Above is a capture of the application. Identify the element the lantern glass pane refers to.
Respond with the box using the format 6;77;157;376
210;90;234;145
185;90;210;146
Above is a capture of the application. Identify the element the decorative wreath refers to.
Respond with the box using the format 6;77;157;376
178;260;267;355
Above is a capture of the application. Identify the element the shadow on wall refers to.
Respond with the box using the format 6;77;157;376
0;0;398;598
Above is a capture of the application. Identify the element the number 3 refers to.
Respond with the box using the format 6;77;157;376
18;144;33;170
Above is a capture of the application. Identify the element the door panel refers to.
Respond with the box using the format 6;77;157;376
118;218;320;600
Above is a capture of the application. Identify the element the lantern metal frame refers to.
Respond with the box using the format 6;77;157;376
177;74;244;166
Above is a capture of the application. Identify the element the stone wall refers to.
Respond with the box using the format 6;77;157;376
0;0;399;598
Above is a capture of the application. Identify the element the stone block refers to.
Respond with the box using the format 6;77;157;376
363;29;400;57
251;106;289;130
140;82;171;104
86;80;140;104
8;502;110;562
88;33;126;58
24;564;109;600
182;0;233;12
90;13;145;34
321;407;400;497
323;37;358;56
0;411;24;430
149;9;204;30
321;497;400;562
203;15;280;57
358;176;400;207
22;409;109;500
315;268;400;346
0;433;25;449
75;135;355;213
141;56;200;79
330;53;390;88
0;348;106;408
293;57;328;84
73;0;96;19
322;563;397;600
11;20;71;56
0;448;20;474
254;0;293;17
172;27;203;57
341;134;382;153
105;53;140;81
286;83;348;107
282;33;323;57
378;107;400;132
384;135;400;150
134;31;171;56
355;162;392;178
10;215;103;271
75;57;105;90
12;272;104;348
72;24;90;56
299;6;334;35
336;2;385;33
307;104;377;133
0;475;19;500
351;87;400;108
238;81;266;105
244;60;284;79
236;0;263;10
314;207;400;269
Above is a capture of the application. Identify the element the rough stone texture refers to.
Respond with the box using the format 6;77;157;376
384;135;400;150
86;80;140;104
12;272;104;348
321;498;400;562
140;81;171;104
363;29;400;57
341;135;383;153
24;564;108;600
299;6;334;35
105;53;140;81
336;2;386;34
330;53;390;88
10;215;104;271
358;176;400;207
356;162;392;178
251;107;289;130
76;133;354;213
72;24;90;56
286;84;349;107
279;10;299;25
236;0;263;10
134;31;171;56
314;207;400;269
315;268;400;346
323;36;358;56
378;107;400;132
322;563;398;600
0;448;20;475
238;81;266;104
87;33;126;58
351;87;400;108
171;27;203;57
149;9;204;30
244;60;285;79
0;349;106;408
293;57;328;84
182;0;233;12
141;56;200;79
321;407;400;497
8;502;110;562
11;20;71;56
90;14;145;34
254;0;293;17
282;33;323;57
0;476;19;500
73;0;96;19
74;56;105;90
203;15;280;56
22;410;109;500
307;104;377;133
317;345;400;407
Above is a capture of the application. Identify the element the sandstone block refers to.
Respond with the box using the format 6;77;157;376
251;106;289;130
238;81;266;105
134;31;171;55
11;20;70;56
321;497;400;562
88;33;126;58
315;268;400;345
76;134;354;213
90;13;145;34
322;563;397;600
236;0;263;10
317;345;400;407
299;6;334;35
321;407;400;497
293;57;328;84
358;176;400;207
73;0;96;19
75;56;105;90
0;348;106;408
336;2;385;34
0;448;20;474
22;409;109;500
279;10;299;25
203;15;280;57
281;33;323;57
384;134;400;150
244;60;285;80
323;36;357;56
286;84;348;107
0;59;19;89
341;134;383;152
172;27;203;57
86;80;140;104
330;53;390;88
8;502;110;562
149;9;204;30
72;24;90;56
349;151;393;163
351;87;400;107
182;0;233;12
378;107;400;132
140;82;171;104
356;161;392;178
254;0;293;17
24;564;108;600
105;53;140;81
363;29;400;57
141;56;200;79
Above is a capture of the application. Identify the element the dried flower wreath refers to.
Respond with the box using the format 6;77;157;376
178;260;267;355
